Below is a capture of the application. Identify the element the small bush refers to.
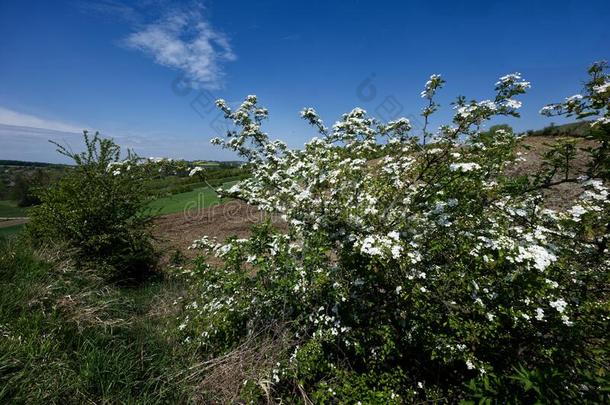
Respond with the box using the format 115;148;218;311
27;131;157;278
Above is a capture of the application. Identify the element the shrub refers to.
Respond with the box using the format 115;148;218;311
179;64;610;403
541;60;610;180
27;131;157;278
10;167;60;207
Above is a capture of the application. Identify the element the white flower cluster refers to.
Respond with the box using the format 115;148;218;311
449;162;481;172
593;81;610;94
496;73;530;89
189;166;204;176
540;61;609;131
357;231;402;259
421;74;443;99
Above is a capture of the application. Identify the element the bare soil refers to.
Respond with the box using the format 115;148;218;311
0;218;28;228
152;200;285;265
511;136;597;209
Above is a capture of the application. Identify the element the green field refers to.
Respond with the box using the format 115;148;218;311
0;201;28;218
0;179;241;220
0;224;25;238
147;181;238;216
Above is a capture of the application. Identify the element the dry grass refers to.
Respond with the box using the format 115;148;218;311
0;239;194;403
55;289;131;330
181;323;296;404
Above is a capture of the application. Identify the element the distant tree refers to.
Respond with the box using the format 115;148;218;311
10;168;55;207
0;179;6;199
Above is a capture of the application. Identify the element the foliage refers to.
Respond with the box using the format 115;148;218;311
10;168;61;207
541;60;610;180
0;164;66;200
527;120;593;138
179;65;610;403
26;131;158;277
540;137;578;183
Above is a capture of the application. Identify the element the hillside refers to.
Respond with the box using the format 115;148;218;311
523;120;594;138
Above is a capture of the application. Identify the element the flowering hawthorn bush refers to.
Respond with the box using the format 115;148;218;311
181;64;610;402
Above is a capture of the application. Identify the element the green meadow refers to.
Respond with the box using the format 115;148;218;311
147;180;238;215
0;200;28;218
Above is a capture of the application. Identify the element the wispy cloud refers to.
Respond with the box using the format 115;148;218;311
0;107;237;163
0;123;86;163
123;4;236;89
0;107;86;134
0;122;237;163
76;0;140;24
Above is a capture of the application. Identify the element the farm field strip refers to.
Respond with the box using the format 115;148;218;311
147;180;240;216
0;200;28;218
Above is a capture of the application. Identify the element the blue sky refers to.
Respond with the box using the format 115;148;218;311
1;0;609;163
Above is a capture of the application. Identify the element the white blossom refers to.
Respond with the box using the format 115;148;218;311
189;166;204;176
592;82;610;94
450;162;481;172
549;298;568;313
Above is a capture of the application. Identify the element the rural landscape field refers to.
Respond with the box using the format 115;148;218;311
1;1;609;403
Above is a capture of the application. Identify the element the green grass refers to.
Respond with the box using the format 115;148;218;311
0;239;194;403
0;200;28;218
0;224;24;238
148;180;238;216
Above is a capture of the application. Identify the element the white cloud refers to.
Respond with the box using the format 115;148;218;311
0;122;239;163
0;124;84;163
0;117;239;164
124;7;236;89
0;106;86;134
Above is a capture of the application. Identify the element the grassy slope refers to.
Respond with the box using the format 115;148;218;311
0;239;194;403
0;178;243;402
148;180;238;216
0;201;28;218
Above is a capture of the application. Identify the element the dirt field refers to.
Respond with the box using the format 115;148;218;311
0;218;28;228
512;136;597;209
152;200;285;264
